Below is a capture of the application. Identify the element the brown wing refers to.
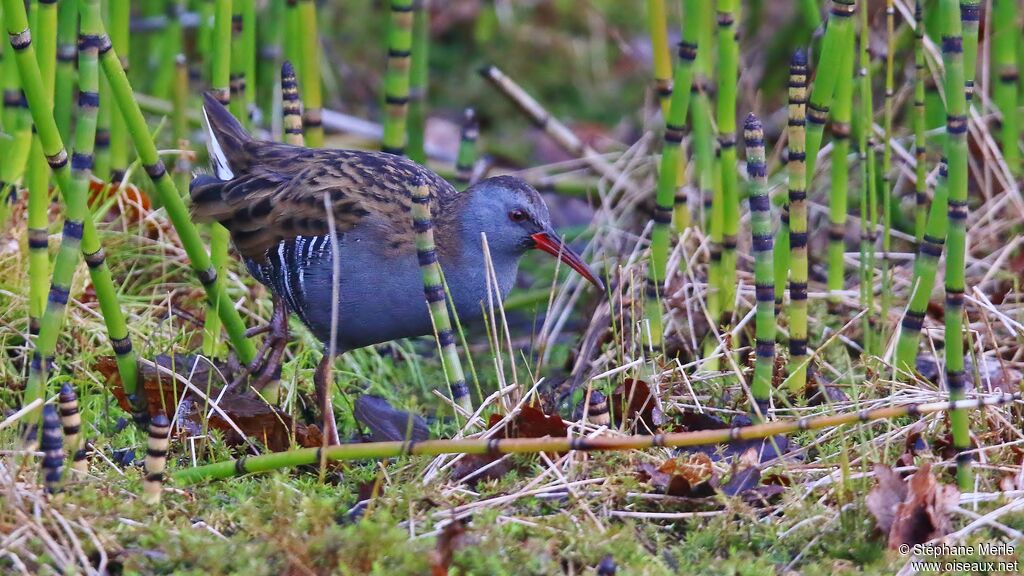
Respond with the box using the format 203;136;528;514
191;144;457;261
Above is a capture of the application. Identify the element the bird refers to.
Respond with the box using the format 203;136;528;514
190;93;604;445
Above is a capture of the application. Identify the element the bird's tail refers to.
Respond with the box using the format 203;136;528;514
200;92;253;179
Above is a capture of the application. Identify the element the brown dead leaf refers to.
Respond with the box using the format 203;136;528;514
487;405;568;439
95;355;322;451
638;453;715;497
867;463;959;549
430;519;469;576
452;406;567;485
611;378;662;432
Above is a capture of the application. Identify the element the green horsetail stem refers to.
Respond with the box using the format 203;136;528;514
255;0;282;119
828;31;855;311
879;0;896;349
171;391;1024;485
54;0;76;143
773;210;790;315
992;0;1019;177
689;0;714;232
281;59;305;146
406;0;429;164
647;0;672;116
454;107;478;189
242;0;256;119
9;0;64;423
153;0;185;100
708;146;724;327
142;412;170;505
857;0;878;355
479;65;623;185
913;1;928;243
648;0;700;352
959;1;979;105
78;0;143;425
382;0;413;156
25;0;58;339
409;176;472;413
297;0;323;146
896;0;980;378
805;0;857;183
108;0;129;185
204;0;234;360
172;54;191;196
210;0;231;106
786;50;810;394
940;0;972;491
0;46;32;228
744;114;776;419
284;0;301;84
896;159;948;371
89;0;257;366
716;0;739;326
229;2;249;128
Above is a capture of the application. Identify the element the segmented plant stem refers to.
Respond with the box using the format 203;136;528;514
857;0;878;356
54;0;76;143
913;1;928;243
648;0;699;352
90;0;257;365
79;0;142;423
297;0;322;146
406;0;429;163
40;405;63;493
942;0;972;491
716;0;739;326
410;176;472;413
142;413;170;505
647;0;672;116
204;0;233;359
107;0;128;184
383;0;413;155
281;59;305;146
58;383;86;472
879;0;896;348
26;0;58;341
454;107;478;190
229;1;248;128
805;0;857;182
0;41;32;227
744;114;775;418
828;30;854;311
172;391;1023;485
992;0;1019;177
786;50;810;393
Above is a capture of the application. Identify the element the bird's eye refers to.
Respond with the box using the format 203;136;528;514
509;209;527;223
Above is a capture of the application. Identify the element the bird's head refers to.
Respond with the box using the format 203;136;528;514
456;175;604;291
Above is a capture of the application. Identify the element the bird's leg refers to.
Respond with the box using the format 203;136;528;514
249;296;289;392
314;352;341;446
227;295;289;392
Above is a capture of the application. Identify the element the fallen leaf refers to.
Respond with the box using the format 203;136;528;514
611;379;662;432
638;452;716;497
487;405;568;439
866;464;908;536
430;519;469;576
867;463;959;549
96;355;322;451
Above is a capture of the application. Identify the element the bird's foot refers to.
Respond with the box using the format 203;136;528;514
228;296;290;394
